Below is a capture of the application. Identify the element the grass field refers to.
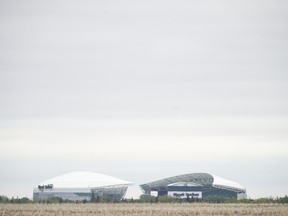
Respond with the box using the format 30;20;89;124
1;203;288;216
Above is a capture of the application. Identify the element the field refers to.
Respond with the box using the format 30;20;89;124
1;203;288;216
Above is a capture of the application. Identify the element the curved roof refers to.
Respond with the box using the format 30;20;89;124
39;171;132;188
167;182;203;187
140;173;245;193
212;174;245;190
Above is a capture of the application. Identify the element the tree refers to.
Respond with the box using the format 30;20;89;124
279;195;288;204
20;197;31;203
139;195;156;203
91;191;96;202
157;195;175;203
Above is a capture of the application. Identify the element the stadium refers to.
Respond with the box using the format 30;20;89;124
33;171;142;201
33;172;246;201
140;173;246;200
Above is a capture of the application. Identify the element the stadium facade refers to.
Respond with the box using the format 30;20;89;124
33;171;142;201
33;172;246;201
140;173;246;200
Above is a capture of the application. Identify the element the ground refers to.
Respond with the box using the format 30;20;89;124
1;203;288;216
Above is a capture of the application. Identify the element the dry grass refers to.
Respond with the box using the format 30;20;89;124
1;203;288;216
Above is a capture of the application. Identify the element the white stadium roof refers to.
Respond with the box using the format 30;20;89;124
212;174;245;190
39;171;132;188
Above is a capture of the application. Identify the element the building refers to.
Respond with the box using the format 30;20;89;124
33;171;246;201
140;173;246;200
33;171;142;201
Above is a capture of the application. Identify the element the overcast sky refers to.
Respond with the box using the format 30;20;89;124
0;0;288;199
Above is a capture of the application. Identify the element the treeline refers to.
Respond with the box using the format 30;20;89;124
137;195;288;204
0;196;32;204
226;196;288;204
1;194;288;204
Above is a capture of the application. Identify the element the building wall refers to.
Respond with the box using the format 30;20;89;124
146;185;240;199
33;186;129;201
33;191;91;201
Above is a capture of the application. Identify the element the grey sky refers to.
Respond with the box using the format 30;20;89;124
0;0;288;198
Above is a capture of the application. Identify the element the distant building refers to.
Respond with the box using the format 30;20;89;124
140;173;246;200
33;171;142;201
33;172;246;201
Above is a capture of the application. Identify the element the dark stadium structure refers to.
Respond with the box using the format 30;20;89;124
140;173;246;200
90;185;128;201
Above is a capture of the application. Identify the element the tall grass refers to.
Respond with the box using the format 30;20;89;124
1;203;288;216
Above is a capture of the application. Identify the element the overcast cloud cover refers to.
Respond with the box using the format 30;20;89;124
0;0;288;199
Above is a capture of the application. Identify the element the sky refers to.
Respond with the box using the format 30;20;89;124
0;0;288;199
